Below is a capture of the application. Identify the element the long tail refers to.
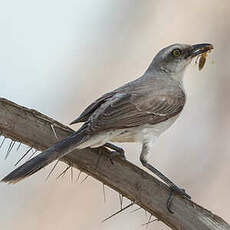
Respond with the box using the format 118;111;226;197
1;127;89;184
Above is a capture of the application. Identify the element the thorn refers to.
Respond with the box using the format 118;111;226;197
80;175;89;184
144;214;152;229
95;149;103;169
56;165;70;180
5;140;15;159
50;124;58;140
76;170;82;182
0;137;6;149
119;193;123;209
70;167;73;183
102;202;134;223
103;184;106;203
16;142;22;151
130;207;142;213
142;217;158;227
45;160;59;181
62;166;70;178
28;150;38;160
14;147;33;166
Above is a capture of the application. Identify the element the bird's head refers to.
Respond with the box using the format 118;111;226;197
148;43;213;79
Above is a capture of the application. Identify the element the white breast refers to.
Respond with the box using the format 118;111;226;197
111;115;179;143
78;115;180;149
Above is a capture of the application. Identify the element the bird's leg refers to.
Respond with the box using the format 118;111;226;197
104;143;126;163
140;142;191;212
140;158;190;198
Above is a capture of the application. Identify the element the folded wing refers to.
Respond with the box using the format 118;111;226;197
74;77;186;132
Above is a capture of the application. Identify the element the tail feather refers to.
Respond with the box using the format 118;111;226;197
1;127;89;184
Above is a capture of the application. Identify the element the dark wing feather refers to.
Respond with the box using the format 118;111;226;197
88;79;185;132
70;92;115;124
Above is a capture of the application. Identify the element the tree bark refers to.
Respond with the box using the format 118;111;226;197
0;97;229;230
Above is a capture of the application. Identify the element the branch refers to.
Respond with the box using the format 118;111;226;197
0;97;229;230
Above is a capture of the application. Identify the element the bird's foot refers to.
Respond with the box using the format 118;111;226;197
108;151;126;164
104;143;126;164
167;185;191;214
169;185;191;199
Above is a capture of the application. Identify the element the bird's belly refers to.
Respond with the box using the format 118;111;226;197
111;115;179;143
81;116;180;148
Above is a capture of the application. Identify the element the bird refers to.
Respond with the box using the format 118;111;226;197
1;43;213;201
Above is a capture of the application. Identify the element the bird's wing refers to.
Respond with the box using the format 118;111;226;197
70;92;115;124
87;79;185;132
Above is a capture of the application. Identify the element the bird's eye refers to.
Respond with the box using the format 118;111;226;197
172;48;181;57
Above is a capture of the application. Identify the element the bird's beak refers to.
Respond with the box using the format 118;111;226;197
189;43;214;58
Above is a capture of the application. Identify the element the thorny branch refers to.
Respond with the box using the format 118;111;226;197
0;97;229;230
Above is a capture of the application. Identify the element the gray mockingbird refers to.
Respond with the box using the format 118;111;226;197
1;43;213;203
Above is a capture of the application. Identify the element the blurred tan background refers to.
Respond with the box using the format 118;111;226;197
0;0;230;229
